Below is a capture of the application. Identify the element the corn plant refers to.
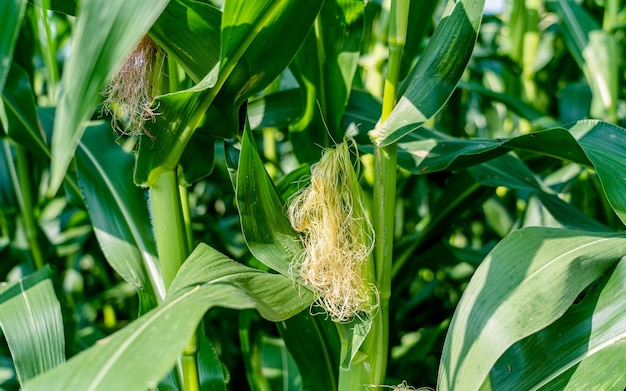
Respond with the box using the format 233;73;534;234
1;0;625;390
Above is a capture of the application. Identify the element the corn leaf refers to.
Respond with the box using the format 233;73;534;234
134;0;323;186
371;0;485;146
484;258;626;390
0;266;65;384
438;227;626;390
237;124;306;279
75;121;164;302
23;244;310;391
0;0;26;93
150;0;221;83
49;0;170;195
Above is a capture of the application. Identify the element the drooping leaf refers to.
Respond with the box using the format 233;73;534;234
0;266;65;384
438;227;626;391
485;258;626;390
0;0;27;93
236;124;305;278
75;121;164;302
371;0;486;146
24;244;311;391
49;0;170;195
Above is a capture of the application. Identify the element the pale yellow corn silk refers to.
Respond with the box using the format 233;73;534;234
288;139;377;323
365;381;432;391
102;35;159;137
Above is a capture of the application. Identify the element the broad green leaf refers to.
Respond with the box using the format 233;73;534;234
237;124;305;278
24;244;311;391
549;0;618;121
484;258;626;390
201;0;325;145
49;0;170;195
370;0;486;146
1;63;48;156
278;311;340;391
135;0;322;186
150;0;221;83
438;227;626;391
0;0;27;93
0;266;65;384
75;121;164;301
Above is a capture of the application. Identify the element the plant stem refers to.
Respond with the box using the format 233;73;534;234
367;0;407;386
149;169;199;391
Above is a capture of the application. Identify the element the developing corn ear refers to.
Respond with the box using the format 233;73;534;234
102;35;160;137
288;139;377;322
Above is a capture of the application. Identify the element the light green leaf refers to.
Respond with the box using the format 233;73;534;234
24;244;311;391
438;227;626;391
0;0;26;93
237;124;306;278
49;0;170;195
0;266;65;384
75;121;164;301
371;0;485;146
484;258;626;390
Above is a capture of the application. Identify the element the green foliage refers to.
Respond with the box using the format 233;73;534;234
2;0;626;390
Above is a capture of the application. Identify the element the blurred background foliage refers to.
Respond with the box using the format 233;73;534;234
1;0;625;389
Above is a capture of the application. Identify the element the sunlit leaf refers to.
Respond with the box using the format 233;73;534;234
49;0;169;195
438;227;626;390
485;258;626;389
371;0;486;146
0;266;65;384
24;244;311;391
